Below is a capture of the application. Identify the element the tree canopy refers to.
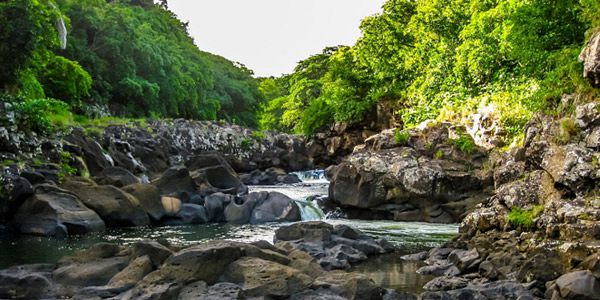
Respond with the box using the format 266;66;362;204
259;0;599;137
0;0;263;127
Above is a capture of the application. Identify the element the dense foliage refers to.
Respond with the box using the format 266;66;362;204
0;0;262;128
259;0;600;137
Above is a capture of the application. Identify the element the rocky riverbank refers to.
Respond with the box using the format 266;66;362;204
0;222;399;300
398;101;600;299
326;122;491;223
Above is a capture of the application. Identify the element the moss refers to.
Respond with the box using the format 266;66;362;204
592;155;598;168
394;129;410;145
554;117;580;145
508;205;544;231
424;142;434;151
434;150;444;159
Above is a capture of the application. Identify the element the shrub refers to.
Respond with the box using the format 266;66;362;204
394;129;410;145
2;94;72;134
452;130;477;154
251;131;266;141
508;205;544;231
240;138;253;151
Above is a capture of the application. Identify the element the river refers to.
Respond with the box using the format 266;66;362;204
0;171;458;294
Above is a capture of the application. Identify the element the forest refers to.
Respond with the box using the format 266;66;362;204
259;0;600;140
0;0;261;128
1;0;600;141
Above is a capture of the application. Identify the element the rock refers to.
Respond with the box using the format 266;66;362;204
161;196;182;216
580;31;600;87
322;244;367;269
288;250;325;278
60;242;123;264
313;271;383;300
203;192;230;222
224;192;265;224
223;257;313;297
14;184;105;237
416;263;460;277
163;203;208;225
328;137;486;223
290;289;347;300
448;248;480;273
547;270;600;300
401;252;428;261
53;256;129;287
422;276;469;291
516;250;565;286
133;241;247;286
61;180;150;227
250;191;301;224
186;153;247;195
107;255;153;289
420;280;537;300
1;176;33;219
0;264;54;299
122;183;166;221
541;144;597;194
177;281;207;300
153;166;196;196
179;282;242;300
240;168;302;185
275;221;334;242
581;252;600;278
64;128;113;176
96;166;140;187
130;240;173;268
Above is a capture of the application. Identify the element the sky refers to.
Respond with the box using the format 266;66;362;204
167;0;386;77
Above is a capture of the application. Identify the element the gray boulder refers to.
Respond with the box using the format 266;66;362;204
250;191;301;224
14;184;105;237
61;179;150;227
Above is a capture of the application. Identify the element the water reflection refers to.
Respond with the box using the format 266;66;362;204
351;253;435;294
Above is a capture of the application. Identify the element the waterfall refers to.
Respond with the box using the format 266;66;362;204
49;3;67;49
293;169;328;183
295;199;325;221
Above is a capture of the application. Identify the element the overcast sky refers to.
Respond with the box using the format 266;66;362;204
167;0;385;77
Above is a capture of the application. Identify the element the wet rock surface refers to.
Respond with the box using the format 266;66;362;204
0;222;397;300
401;102;600;300
274;221;394;270
328;122;491;223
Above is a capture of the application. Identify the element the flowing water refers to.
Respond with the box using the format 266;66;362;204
0;170;458;294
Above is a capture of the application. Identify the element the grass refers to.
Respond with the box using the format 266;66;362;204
508;205;544;231
554;117;580;145
394;129;410;145
434;150;444;159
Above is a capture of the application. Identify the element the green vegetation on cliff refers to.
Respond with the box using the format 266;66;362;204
259;0;600;138
0;0;262;129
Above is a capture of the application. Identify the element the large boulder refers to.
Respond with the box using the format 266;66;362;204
153;166;196;196
240;167;302;185
162;203;208;225
53;256;129;287
186;153;248;196
122;183;166;222
96;167;140;188
250;192;301;224
546;270;600;300
13;184;105;237
223;257;313;297
313;271;383;300
224;192;266;224
0;264;54;299
327;124;488;223
61;180;150;227
274;222;393;270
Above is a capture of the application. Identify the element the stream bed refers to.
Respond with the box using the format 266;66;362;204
0;172;458;294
